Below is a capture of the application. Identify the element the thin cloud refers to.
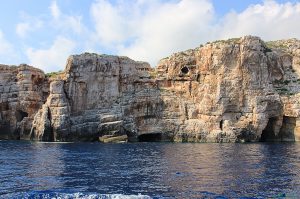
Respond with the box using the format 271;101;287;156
50;0;61;19
0;30;18;64
21;1;87;72
218;0;300;40
49;0;85;35
16;19;43;38
26;36;76;73
118;0;215;65
0;30;13;55
91;0;215;65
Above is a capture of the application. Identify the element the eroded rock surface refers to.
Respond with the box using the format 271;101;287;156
31;53;154;141
0;64;48;139
155;36;300;142
4;36;300;142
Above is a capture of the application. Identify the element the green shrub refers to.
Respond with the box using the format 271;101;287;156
46;70;63;78
211;38;240;44
265;41;288;50
149;70;158;78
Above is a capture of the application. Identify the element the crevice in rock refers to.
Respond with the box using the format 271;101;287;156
146;102;149;116
196;74;200;82
189;81;192;96
185;104;189;120
174;79;189;82
47;107;52;124
15;110;28;122
118;57;122;94
47;107;54;141
220;120;224;131
63;83;71;101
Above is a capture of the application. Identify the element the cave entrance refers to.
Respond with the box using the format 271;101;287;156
16;110;28;122
138;133;162;142
260;117;279;142
181;66;189;74
279;116;296;141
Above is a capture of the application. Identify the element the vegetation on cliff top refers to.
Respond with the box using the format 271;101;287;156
46;70;63;78
209;37;241;44
265;41;289;50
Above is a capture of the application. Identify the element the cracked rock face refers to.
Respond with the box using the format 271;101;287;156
31;53;154;141
4;36;300;142
0;64;49;140
155;36;300;142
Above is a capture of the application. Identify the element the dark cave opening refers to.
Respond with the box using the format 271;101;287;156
181;66;189;74
196;74;200;82
138;133;163;142
220;120;224;131
260;116;297;142
260;117;277;142
15;110;28;122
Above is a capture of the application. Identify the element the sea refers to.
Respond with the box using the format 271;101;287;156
0;141;299;199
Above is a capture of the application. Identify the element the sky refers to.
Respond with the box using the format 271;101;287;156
0;0;300;72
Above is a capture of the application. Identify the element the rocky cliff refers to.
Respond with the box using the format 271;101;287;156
155;36;300;142
0;64;49;140
2;36;300;142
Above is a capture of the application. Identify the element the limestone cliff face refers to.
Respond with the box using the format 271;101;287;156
156;36;300;142
31;53;153;141
5;36;300;142
0;64;48;140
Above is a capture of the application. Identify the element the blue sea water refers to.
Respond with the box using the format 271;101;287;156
0;141;300;199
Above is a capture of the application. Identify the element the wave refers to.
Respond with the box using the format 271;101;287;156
1;191;153;199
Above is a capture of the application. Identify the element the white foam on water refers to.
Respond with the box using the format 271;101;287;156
69;193;152;199
3;192;153;199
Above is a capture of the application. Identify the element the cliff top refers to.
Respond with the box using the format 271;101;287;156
68;52;149;66
159;35;300;62
0;35;299;75
0;64;45;74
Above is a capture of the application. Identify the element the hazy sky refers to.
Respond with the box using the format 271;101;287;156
0;0;299;72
